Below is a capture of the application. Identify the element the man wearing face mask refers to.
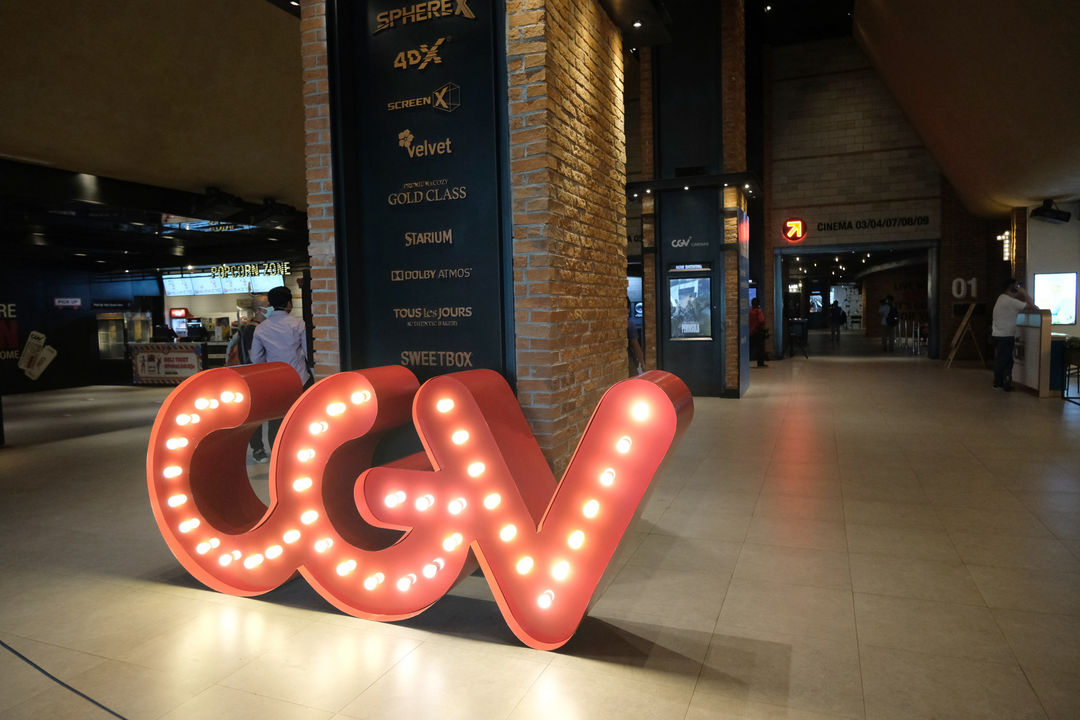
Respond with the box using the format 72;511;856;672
251;286;311;448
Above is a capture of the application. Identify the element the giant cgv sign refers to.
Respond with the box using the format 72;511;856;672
147;364;693;650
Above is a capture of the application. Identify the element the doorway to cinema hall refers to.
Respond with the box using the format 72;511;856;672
772;240;940;359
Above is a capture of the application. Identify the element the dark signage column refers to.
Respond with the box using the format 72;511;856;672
328;0;511;382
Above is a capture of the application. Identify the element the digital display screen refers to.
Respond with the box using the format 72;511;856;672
189;275;223;296
249;274;284;293
669;277;712;339
219;276;252;294
162;277;194;297
163;273;283;296
1033;272;1077;325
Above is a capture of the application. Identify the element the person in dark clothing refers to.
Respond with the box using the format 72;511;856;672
828;300;844;342
749;297;768;367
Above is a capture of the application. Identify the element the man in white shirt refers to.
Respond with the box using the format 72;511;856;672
251;285;311;447
991;278;1037;391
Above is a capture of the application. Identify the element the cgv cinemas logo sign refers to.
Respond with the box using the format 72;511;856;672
387;178;467;206
387;82;461;113
393;306;473;327
375;0;476;34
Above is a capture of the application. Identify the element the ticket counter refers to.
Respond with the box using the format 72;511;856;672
1012;310;1053;397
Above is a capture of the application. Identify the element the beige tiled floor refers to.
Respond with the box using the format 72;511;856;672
2;346;1079;719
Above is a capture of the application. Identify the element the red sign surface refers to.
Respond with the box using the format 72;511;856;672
147;364;693;649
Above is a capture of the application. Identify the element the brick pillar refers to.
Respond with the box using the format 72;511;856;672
638;47;658;371
302;2;626;471
507;0;627;472
300;1;340;379
724;187;747;389
720;0;747;173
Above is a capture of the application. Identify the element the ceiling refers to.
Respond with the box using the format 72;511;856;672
853;0;1080;216
0;0;306;274
1;0;1075;275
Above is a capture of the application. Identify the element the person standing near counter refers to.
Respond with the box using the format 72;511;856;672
251;286;311;448
991;278;1037;391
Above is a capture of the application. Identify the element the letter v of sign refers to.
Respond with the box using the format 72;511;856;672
147;364;693;650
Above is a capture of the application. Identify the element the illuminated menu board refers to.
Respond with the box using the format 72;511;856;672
330;0;509;382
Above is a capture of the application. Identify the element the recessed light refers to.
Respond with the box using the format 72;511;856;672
632;21;643;28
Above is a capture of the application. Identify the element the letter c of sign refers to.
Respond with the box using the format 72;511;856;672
147;364;693;650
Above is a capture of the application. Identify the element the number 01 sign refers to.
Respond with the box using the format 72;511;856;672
147;364;693;650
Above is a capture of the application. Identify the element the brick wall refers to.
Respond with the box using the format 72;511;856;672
766;39;941;247
507;0;627;471
300;0;340;379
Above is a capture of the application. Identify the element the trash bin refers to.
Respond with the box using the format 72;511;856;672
789;318;808;358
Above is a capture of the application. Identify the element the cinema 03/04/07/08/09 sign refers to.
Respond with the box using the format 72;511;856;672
147;363;693;649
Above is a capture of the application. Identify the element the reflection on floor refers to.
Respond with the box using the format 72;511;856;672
1;361;1079;719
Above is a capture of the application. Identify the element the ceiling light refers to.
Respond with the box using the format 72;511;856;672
632;21;643;28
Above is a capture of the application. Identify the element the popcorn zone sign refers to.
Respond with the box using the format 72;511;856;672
147;364;693;650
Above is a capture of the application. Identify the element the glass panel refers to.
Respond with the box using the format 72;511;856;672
669;276;712;339
97;317;126;360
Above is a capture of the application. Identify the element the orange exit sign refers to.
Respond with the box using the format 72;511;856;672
784;218;807;243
